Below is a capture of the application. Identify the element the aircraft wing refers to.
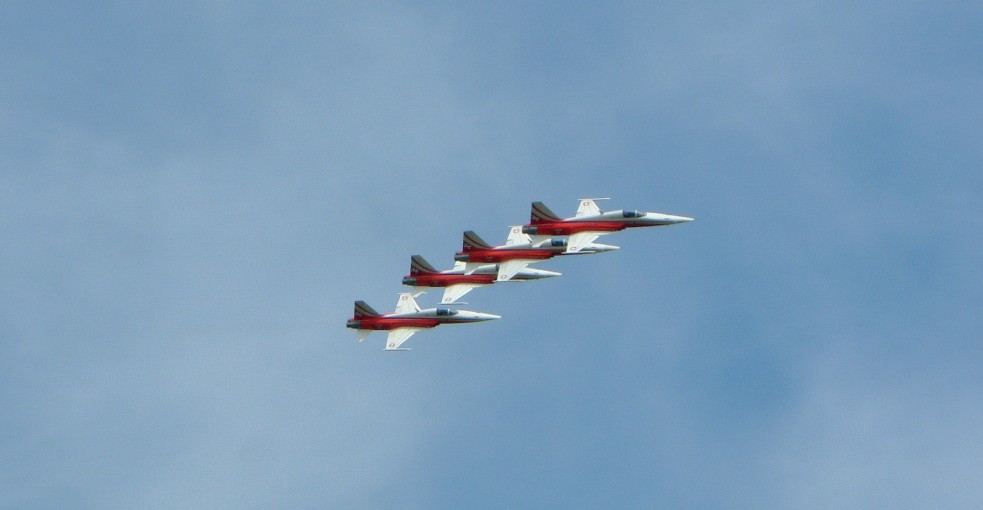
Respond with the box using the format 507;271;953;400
395;293;421;314
567;231;607;253
529;235;554;248
441;284;479;304
385;328;421;350
505;226;531;246
497;259;532;281
575;198;606;217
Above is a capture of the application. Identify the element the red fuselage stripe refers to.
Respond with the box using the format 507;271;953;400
526;221;627;235
405;273;496;287
455;249;556;263
353;318;441;330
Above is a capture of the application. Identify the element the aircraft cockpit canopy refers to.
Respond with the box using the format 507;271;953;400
435;308;459;316
622;210;645;218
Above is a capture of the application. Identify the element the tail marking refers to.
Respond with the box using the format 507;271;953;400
462;231;492;251
410;255;439;275
354;301;381;318
531;202;562;223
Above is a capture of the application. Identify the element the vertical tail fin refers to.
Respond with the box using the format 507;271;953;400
462;231;492;251
410;255;439;275
354;301;381;319
531;202;562;223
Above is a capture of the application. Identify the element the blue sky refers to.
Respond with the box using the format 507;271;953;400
2;2;982;508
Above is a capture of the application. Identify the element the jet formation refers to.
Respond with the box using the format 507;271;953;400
348;198;693;350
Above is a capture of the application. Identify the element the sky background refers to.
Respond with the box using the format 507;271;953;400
2;1;982;508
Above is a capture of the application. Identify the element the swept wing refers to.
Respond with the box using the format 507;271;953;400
441;284;480;304
395;292;421;314
566;231;613;253
497;259;533;281
385;328;421;350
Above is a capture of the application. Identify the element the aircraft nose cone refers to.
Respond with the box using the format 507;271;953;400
480;313;502;321
589;243;620;252
650;213;693;224
645;212;693;225
526;268;562;278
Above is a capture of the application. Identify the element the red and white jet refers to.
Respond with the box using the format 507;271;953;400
346;292;500;351
453;226;618;282
401;255;561;304
522;198;694;253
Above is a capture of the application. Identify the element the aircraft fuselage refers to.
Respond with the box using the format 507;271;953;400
346;308;500;330
522;220;627;236
454;248;557;264
523;211;691;235
346;317;441;330
402;272;496;287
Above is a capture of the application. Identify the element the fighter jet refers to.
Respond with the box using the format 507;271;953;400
402;255;561;304
522;198;694;253
346;292;500;351
453;228;566;282
454;227;618;281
